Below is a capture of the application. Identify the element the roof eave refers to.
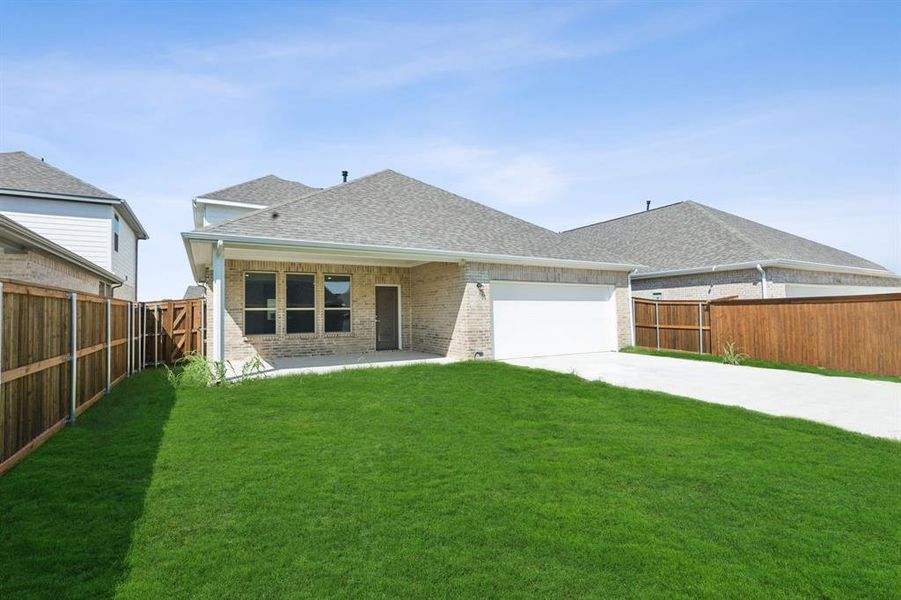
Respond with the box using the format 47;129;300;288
181;231;641;273
632;259;899;280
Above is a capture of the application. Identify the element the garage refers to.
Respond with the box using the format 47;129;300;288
490;281;618;360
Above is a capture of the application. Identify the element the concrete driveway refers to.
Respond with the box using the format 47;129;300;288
503;352;901;440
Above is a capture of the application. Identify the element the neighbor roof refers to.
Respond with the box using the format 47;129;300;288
198;169;632;265
199;175;319;206
0;151;119;200
183;285;206;299
562;200;888;274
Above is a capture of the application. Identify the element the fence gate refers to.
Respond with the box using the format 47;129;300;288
633;298;710;353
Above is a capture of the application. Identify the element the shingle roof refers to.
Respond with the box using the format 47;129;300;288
183;285;206;299
0;151;119;199
200;169;631;264
562;201;888;273
199;175;319;206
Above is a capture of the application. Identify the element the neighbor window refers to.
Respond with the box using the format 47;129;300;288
286;273;315;334
113;214;120;252
324;274;351;332
244;272;276;335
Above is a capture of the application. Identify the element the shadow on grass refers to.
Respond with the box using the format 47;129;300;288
0;370;175;599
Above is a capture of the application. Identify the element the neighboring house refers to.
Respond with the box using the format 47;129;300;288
183;285;206;300
183;170;638;364
562;201;901;301
0;151;148;300
0;214;122;295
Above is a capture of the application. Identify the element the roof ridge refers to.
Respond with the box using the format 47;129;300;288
684;201;777;260
199;173;316;201
2;151;120;200
387;169;561;237
561;201;689;233
199;169;391;233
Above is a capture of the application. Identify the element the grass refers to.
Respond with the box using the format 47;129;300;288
622;345;901;383
1;363;899;599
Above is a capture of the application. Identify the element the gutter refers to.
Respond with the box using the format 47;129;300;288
631;259;899;280
181;231;643;275
756;264;768;298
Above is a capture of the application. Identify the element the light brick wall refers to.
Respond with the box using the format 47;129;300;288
410;261;631;360
632;267;901;301
219;259;412;362
209;258;632;362
0;246;109;295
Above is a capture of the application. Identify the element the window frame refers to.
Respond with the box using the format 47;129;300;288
285;272;316;335
323;273;352;333
113;214;120;253
243;270;277;336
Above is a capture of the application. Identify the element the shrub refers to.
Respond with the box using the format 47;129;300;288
721;341;748;366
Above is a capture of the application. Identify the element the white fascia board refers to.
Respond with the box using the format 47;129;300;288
633;259;899;280
181;231;642;272
0;188;149;240
195;197;268;209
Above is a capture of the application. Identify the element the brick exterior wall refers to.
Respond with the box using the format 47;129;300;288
0;247;110;295
208;258;633;363
213;259;413;362
632;267;901;301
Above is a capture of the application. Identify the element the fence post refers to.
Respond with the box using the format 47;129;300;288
105;299;112;392
68;292;78;424
698;302;704;354
141;303;147;371
655;301;660;350
0;282;4;395
154;305;159;367
126;302;132;375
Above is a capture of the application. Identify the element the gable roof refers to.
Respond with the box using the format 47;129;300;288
199;175;319;206
183;285;206;299
562;200;889;274
197;169;632;265
0;151;119;200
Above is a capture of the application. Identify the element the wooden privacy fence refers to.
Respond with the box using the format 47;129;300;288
633;293;901;376
633;298;710;353
0;279;205;476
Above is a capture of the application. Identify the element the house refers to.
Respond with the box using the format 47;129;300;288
0;214;122;295
0;151;148;299
183;285;206;300
562;201;900;301
182;170;639;364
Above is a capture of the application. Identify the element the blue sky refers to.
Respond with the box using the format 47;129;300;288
1;0;899;299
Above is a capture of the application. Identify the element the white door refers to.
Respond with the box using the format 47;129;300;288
491;281;618;360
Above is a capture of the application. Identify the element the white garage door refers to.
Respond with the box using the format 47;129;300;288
491;281;617;360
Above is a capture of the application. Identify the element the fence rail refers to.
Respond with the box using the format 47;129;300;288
0;279;205;476
633;293;901;376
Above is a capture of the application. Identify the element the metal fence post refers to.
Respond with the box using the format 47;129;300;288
126;302;132;375
68;292;78;424
655;301;660;350
698;302;704;354
105;299;112;392
154;305;159;367
141;303;147;371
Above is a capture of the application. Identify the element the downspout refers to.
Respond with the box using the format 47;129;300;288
627;269;637;347
756;264;768;299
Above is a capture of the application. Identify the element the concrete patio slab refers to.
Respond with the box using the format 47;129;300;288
232;351;452;379
504;352;901;440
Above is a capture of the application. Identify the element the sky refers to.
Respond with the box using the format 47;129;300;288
1;0;899;300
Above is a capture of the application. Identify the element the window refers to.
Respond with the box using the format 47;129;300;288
113;214;120;252
244;272;276;335
286;273;315;334
652;292;663;301
324;274;351;332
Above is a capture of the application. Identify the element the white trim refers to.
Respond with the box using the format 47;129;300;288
374;283;402;351
0;189;148;239
211;241;225;362
195;197;268;209
632;259;899;280
181;232;641;272
323;273;352;334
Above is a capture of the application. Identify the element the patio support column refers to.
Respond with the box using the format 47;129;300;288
211;240;226;363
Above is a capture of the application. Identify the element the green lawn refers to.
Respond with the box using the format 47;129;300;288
1;363;899;599
622;345;901;383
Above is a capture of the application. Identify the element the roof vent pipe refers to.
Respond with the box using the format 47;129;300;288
341;170;348;183
646;200;651;211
